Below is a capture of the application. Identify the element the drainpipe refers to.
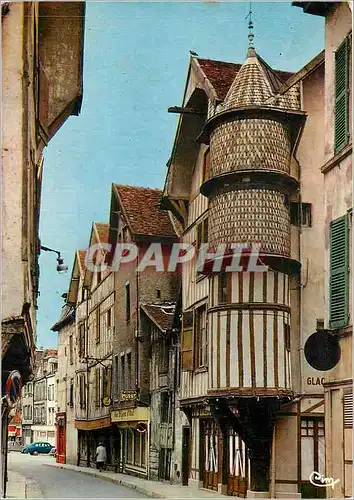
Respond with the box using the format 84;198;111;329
85;288;90;467
135;249;140;394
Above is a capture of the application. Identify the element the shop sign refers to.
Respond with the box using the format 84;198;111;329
121;390;137;401
111;407;149;423
75;416;111;430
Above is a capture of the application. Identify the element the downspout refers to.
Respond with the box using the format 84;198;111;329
85;288;90;467
135;247;140;394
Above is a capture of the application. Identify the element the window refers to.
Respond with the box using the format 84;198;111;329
114;355;119;397
28;406;32;420
195;305;207;368
126;353;132;390
69;335;73;365
334;37;349;153
290;202;312;227
125;429;147;468
103;366;112;398
329;215;349;328
159;338;169;374
125;283;131;321
95;368;101;407
95;308;100;344
107;309;112;330
160;392;170;423
202;148;210;183
79;323;85;357
157;289;161;299
284;323;291;351
181;311;194;371
69;379;74;408
196;218;208;249
218;272;230;304
79;374;86;409
121;355;125;392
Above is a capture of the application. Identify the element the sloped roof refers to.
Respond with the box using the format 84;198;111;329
198;57;294;101
50;304;75;332
141;303;176;332
114;185;177;239
94;222;109;244
78;250;86;274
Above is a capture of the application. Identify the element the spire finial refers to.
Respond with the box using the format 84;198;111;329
245;1;255;51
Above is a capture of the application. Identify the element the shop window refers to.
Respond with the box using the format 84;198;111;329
194;304;207;368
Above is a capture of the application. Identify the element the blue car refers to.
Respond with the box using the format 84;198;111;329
22;442;53;455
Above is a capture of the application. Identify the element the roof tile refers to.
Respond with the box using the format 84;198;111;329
115;185;177;238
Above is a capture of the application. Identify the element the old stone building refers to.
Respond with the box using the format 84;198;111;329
160;15;344;496
294;2;353;498
108;184;180;478
1;2;85;494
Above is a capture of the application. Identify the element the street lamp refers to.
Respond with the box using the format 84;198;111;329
40;245;68;273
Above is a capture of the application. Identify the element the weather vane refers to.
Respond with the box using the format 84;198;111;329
245;1;254;48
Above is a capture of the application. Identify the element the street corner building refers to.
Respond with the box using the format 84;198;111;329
160;1;352;498
1;1;85;496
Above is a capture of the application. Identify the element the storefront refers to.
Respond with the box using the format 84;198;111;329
111;407;150;478
75;416;117;470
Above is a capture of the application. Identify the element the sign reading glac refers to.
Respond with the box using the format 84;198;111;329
306;377;324;386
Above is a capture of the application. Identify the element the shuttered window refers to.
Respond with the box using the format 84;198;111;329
334;37;349;153
181;311;194;371
344;392;353;428
329;215;349;328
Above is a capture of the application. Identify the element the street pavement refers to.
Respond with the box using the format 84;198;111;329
7;452;144;498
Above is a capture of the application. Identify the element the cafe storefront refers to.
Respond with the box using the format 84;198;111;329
111;407;150;478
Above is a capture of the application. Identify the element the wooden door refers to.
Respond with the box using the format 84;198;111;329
182;427;190;486
202;419;221;491
227;427;248;497
300;417;326;499
56;421;66;464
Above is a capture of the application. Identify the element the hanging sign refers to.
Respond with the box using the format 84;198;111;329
5;371;22;408
304;331;341;371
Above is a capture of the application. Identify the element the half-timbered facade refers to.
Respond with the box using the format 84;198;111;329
162;31;330;496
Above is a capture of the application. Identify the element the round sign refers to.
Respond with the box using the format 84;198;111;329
136;422;147;434
102;396;112;407
304;331;341;371
5;371;22;408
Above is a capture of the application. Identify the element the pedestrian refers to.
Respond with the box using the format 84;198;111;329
95;441;106;472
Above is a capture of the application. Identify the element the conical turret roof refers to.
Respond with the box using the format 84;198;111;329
223;47;285;110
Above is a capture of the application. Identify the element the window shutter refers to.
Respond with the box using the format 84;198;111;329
329;215;349;328
334;38;349;153
181;311;194;371
344;392;353;428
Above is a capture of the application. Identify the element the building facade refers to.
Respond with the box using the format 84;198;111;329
1;2;85;494
160;20;346;496
108;185;180;479
294;2;353;498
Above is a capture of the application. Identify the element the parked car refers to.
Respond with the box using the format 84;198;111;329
22;442;53;455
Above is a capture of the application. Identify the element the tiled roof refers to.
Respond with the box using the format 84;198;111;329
141;303;176;332
78;250;86;273
50;304;75;332
94;222;109;244
198;57;294;101
114;185;177;238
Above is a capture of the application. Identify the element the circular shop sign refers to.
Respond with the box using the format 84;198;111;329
304;331;341;371
5;370;22;408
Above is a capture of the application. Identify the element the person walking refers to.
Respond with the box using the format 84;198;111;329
95;441;107;472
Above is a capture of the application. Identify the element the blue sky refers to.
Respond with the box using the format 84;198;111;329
37;1;324;348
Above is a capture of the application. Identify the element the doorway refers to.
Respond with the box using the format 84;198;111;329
182;426;190;486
